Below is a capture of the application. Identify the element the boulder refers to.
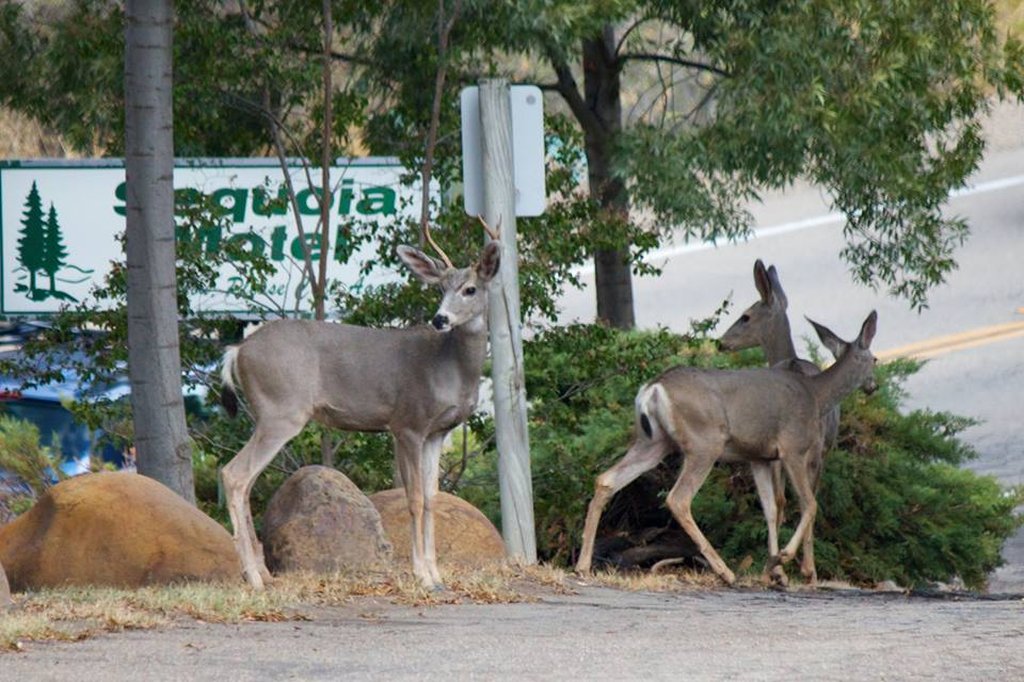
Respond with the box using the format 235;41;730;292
0;559;10;609
262;466;392;574
369;488;506;567
0;472;240;591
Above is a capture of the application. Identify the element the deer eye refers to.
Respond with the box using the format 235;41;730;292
739;314;750;323
463;286;477;296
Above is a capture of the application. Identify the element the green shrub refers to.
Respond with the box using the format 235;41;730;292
457;325;1021;590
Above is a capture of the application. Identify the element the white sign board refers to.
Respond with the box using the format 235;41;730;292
460;85;546;217
0;159;429;316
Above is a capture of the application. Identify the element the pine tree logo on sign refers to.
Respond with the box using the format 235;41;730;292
14;182;94;302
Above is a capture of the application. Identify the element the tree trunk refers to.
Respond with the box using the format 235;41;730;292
124;0;195;503
583;26;635;330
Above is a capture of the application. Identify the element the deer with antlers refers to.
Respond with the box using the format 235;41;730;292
220;224;500;589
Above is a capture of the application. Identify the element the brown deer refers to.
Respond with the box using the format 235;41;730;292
576;311;879;586
718;259;842;582
220;236;500;589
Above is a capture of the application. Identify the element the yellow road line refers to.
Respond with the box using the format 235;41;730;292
876;320;1024;362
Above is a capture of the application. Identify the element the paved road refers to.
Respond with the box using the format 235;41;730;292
554;109;1024;592
4;585;1023;681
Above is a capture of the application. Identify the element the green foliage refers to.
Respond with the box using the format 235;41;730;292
0;415;67;496
459;326;1020;590
6;0;1019;308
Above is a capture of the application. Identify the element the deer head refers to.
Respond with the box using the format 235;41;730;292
720;259;790;352
807;310;879;394
397;240;501;332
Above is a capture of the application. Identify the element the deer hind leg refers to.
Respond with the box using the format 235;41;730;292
420;432;446;587
750;461;787;586
576;437;673;574
394;431;436;589
221;417;306;589
775;448;819;582
665;450;736;586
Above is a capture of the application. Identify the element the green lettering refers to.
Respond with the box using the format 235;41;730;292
356;187;396;216
334;224;353;263
173;188;204;215
213;188;249;222
227;232;266;256
270;225;288;261
114;181;127;216
291;234;321;261
296;187;328;216
337;179;355;215
253;186;289;217
175;223;222;254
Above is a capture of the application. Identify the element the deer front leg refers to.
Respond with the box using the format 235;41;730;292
222;418;304;589
421;433;446;587
395;431;436;590
576;438;673;574
665;451;735;586
775;449;819;581
798;449;826;582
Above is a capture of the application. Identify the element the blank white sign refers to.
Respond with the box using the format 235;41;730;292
461;85;547;217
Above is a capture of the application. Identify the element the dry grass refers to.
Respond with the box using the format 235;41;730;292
0;560;782;652
997;0;1024;38
0;562;579;652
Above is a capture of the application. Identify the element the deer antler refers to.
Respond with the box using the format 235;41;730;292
477;215;502;242
423;223;454;268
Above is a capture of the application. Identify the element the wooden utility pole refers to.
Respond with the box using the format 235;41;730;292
479;79;537;563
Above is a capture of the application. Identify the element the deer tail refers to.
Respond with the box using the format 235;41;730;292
635;382;671;441
220;345;240;418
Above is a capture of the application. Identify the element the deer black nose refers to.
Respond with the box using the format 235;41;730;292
431;314;450;331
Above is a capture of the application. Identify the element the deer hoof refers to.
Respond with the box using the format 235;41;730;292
720;568;737;586
243;567;266;590
766;566;789;589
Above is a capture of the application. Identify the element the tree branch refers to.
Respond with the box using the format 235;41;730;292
618;52;731;78
543;43;605;138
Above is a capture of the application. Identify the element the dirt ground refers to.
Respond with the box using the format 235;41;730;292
3;582;1023;681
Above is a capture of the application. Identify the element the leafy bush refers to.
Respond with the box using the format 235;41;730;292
0;415;70;519
457;325;1022;590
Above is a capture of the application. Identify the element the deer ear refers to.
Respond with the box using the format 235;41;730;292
806;316;846;359
397;245;446;284
476;241;501;283
766;265;788;310
857;310;878;350
753;259;772;304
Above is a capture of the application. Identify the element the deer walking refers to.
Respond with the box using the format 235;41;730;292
220;237;500;589
576;311;879;586
718;259;842;582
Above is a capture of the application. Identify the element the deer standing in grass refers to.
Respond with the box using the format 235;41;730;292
576;310;879;586
718;259;842;582
220;235;500;589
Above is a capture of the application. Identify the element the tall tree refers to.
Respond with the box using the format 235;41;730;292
124;0;195;502
516;0;1023;322
41;203;69;293
17;182;46;295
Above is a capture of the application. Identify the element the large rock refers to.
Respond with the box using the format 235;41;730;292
262;466;392;574
0;472;240;591
0;559;10;609
369;488;506;567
